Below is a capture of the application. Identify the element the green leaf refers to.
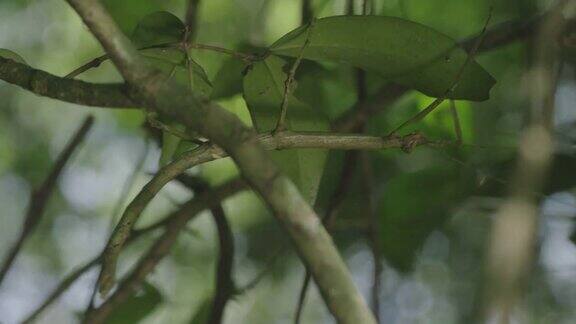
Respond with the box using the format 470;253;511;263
210;57;248;100
292;61;357;121
140;47;212;164
269;16;495;101
131;11;186;48
160;127;185;167
243;56;330;203
102;0;164;35
141;48;212;100
105;282;162;324
0;49;26;64
379;167;474;271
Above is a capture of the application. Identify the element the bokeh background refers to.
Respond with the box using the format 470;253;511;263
1;0;576;323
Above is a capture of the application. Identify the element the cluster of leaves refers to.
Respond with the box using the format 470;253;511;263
0;7;504;320
120;11;495;202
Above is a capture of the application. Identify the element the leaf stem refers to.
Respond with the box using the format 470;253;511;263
274;19;315;133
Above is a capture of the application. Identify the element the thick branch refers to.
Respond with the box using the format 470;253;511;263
0;58;136;108
0;116;94;287
65;1;417;313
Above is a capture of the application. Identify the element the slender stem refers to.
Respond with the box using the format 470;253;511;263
449;100;463;145
84;179;246;324
360;152;381;321
275;20;315;132
0;116;94;287
208;205;235;324
176;174;236;324
21;178;224;324
189;43;255;62
108;140;150;230
294;273;312;324
65;54;109;78
97;144;222;294
22;258;99;324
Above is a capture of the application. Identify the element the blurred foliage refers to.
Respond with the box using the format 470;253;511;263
1;0;576;323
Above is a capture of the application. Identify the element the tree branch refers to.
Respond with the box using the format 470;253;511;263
99;130;433;298
177;174;236;324
0;116;94;287
83;178;246;324
22;176;245;323
208;203;235;324
0;57;136;108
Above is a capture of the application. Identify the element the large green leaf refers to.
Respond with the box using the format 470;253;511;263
132;11;186;48
102;0;164;35
106;282;162;324
0;49;26;64
269;16;495;101
243;56;330;203
210;57;249;100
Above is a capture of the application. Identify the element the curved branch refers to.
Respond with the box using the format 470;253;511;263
84;179;246;324
98;131;432;298
208;204;235;324
0;57;136;108
23;177;245;323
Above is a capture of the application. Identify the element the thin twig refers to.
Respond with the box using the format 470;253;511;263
84;179;246;324
449;100;463;145
65;43;254;81
275;19;316;132
22;257;100;324
176;174;236;324
108;140;150;230
22;186;222;323
189;43;256;62
0;116;94;287
208;204;235;324
360;152;381;321
65;54;109;78
294;273;312;324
